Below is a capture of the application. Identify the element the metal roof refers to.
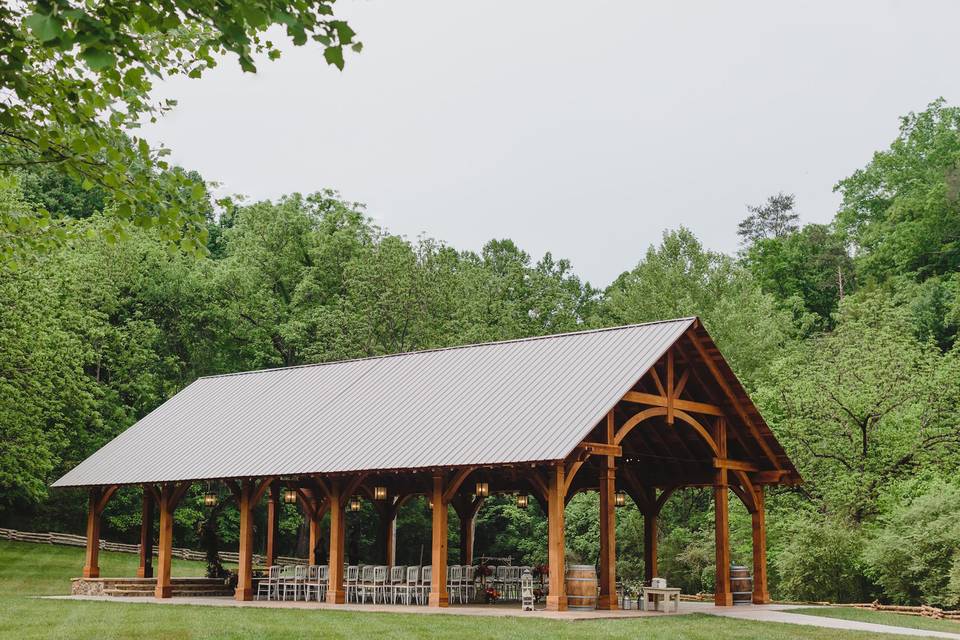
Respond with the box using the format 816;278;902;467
53;318;697;488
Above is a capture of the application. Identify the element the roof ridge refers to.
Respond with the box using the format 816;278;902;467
199;317;698;380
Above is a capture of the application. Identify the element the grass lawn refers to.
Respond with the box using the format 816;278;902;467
793;606;960;635
0;540;941;640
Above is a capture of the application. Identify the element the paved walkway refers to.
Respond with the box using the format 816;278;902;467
42;596;960;638
700;604;960;639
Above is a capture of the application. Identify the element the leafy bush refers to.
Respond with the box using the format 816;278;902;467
863;481;960;606
774;510;871;603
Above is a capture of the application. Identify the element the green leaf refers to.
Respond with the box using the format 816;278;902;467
25;12;63;43
324;45;344;70
81;48;117;71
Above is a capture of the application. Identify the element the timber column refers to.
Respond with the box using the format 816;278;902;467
155;485;175;598
545;464;567;611
137;489;155;578
265;481;280;568
751;485;770;604
713;418;733;606
643;486;658;583
235;480;255;601
428;473;449;607
82;486;116;578
597;411;618;609
326;482;347;604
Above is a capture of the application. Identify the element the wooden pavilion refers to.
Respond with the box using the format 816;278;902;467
53;318;800;610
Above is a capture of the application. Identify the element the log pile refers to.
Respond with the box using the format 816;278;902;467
848;601;960;621
0;527;307;566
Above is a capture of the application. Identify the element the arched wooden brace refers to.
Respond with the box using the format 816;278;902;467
295;485;330;565
451;494;485;565
614;406;721;458
82;485;119;578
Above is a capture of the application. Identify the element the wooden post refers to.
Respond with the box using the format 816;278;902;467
265;481;280;568
137;490;154;579
82;489;103;579
429;473;448;607
380;501;398;566
714;418;733;606
545;464;567;611
306;489;322;566
452;495;484;566
597;411;618;609
643;498;657;583
155;485;175;598
751;486;770;604
326;482;346;604
235;480;255;601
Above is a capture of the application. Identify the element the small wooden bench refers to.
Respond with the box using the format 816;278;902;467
638;586;681;612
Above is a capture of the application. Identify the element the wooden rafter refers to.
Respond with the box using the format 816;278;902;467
686;328;782;469
622;391;724;417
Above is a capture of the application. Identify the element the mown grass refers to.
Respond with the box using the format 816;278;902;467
0;540;941;640
793;606;960;635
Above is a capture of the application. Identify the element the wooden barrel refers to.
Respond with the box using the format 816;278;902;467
730;565;753;605
565;564;598;610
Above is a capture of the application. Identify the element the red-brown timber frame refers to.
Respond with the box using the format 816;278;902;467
75;330;787;609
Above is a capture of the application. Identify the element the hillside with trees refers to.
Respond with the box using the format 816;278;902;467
2;100;960;608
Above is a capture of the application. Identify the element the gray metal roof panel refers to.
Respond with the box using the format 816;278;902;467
52;318;695;487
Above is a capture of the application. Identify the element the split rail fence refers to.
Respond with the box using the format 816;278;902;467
0;527;307;566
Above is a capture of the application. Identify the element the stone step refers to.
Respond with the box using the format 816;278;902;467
103;588;235;598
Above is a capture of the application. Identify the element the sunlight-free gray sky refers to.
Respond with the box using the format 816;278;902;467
142;1;960;287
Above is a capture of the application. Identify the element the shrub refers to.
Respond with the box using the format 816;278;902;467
863;481;960;606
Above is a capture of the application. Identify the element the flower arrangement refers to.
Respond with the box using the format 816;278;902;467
534;563;548;578
533;588;544;602
484;587;500;603
479;564;494;578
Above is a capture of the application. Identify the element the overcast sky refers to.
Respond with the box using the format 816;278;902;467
142;1;959;287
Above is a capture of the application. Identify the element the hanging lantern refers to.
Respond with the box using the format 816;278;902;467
475;481;489;498
283;487;298;505
374;486;387;500
349;496;362;512
428;498;433;510
614;491;627;507
203;490;218;507
516;494;528;508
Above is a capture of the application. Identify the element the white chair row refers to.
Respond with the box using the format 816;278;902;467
256;564;329;601
492;565;532;601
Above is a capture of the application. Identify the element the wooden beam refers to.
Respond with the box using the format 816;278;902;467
714;418;733;607
340;473;368;508
649;366;667;396
713;458;759;472
326;480;346;603
137;490;154;578
428;473;449;607
751;470;795;484
235;480;256;601
265;481;280;568
442;466;476;505
155;485;175;598
597;411;618;610
686;329;782;469
622;391;725;416
674;368;690;398
545;465;567;611
644;486;658;583
667;350;675;425
575;441;622;457
751;486;771;604
563;457;586;496
82;489;104;578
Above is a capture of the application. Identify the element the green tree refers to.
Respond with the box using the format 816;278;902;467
737;192;799;245
836;99;960;281
0;1;359;261
600;227;793;385
756;292;960;521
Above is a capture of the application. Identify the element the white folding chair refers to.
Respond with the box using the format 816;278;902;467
359;565;376;603
403;566;420;604
283;564;308;601
462;565;476;603
345;565;360;603
419;566;432;605
256;565;281;601
389;566;407;604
